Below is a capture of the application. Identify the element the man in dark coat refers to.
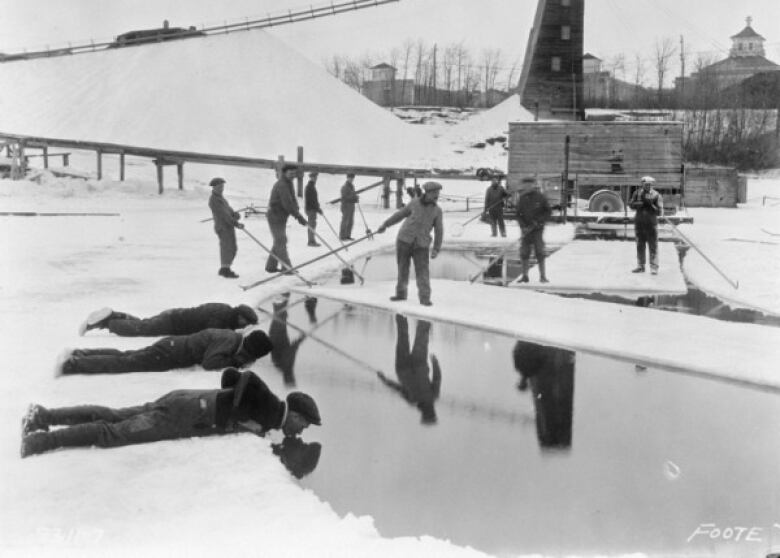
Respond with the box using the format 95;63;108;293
629;176;664;275
339;173;359;240
376;181;444;306
21;368;321;457
208;177;244;279
515;184;551;283
265;164;309;273
58;329;273;375
304;171;323;247
483;175;509;237
378;315;441;424
79;303;258;337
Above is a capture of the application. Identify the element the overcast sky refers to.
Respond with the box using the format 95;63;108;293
1;0;779;86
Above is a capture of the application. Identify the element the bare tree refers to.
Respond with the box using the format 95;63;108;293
653;37;677;106
399;39;414;106
632;52;647;108
481;48;502;107
505;56;521;94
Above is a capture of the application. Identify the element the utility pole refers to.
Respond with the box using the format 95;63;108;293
679;35;685;107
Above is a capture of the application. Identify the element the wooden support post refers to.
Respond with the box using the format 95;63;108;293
381;176;391;209
96;149;103;180
396;179;404;208
156;160;164;194
296;146;304;197
561;135;570;221
62;153;70;167
42;145;49;169
177;163;184;190
119;151;125;181
276;155;284;179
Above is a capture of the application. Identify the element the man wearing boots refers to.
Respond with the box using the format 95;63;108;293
483;175;509;237
21;368;321;458
304;171;323;247
339;173;359;240
629;176;663;275
515;184;551;283
376;181;444;306
208;177;244;279
265;164;309;273
59;329;273;375
79;303;258;336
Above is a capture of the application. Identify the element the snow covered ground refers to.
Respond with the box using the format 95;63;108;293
1;27;779;558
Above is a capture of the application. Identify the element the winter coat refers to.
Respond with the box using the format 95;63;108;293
267;176;303;224
153;328;244;370
629;187;663;226
163;303;248;334
304;180;321;213
381;197;444;251
340;181;359;213
208;193;240;233
219;369;286;431
515;188;551;231
484;184;508;216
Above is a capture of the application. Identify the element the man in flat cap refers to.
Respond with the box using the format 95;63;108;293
58;329;273;375
376;181;444;306
304;171;323;247
21;368;321;457
629;176;663;275
266;164;309;273
339;173;359;241
79;303;258;337
208;177;244;279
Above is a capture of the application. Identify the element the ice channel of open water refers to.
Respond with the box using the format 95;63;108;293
255;248;780;557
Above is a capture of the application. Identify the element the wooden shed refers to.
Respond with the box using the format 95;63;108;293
683;166;746;207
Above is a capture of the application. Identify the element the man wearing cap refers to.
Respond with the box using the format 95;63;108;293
515;183;551;283
483;175;509;237
21;368;321;457
79;303;258;337
339;173;359;240
208;177;244;279
304;171;323;247
376;181;444;306
58;328;273;375
266;165;309;273
629;176;663;275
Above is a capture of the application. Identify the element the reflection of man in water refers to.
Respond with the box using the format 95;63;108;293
268;297;306;387
378;315;441;424
513;340;574;449
271;437;322;479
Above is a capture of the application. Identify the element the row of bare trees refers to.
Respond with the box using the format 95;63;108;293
324;39;520;108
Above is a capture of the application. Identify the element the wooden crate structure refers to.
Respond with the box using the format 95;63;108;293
684;166;745;208
507;121;685;213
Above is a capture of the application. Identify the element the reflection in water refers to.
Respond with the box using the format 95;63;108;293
268;294;306;387
271;437;322;479
378;315;442;424
513;340;575;450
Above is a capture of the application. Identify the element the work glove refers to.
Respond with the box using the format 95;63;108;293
376;225;387;234
296;215;308;227
317;208;324;215
236;223;245;229
431;249;439;259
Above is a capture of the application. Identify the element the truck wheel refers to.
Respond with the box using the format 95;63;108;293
588;190;624;212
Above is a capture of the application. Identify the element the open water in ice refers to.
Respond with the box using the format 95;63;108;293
256;271;780;556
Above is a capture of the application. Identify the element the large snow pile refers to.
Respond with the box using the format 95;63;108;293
0;31;437;169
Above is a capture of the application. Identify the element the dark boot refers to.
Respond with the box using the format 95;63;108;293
420;300;433;307
632;266;645;273
538;259;549;283
519;259;530;283
21;423;103;458
222;268;239;279
389;295;407;302
22;404;50;435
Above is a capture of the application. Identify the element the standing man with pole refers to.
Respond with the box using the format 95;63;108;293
265;164;309;274
339;173;359;241
376;182;444;306
208;177;244;279
515;183;551;283
483;175;509;237
304;171;323;247
629;176;663;275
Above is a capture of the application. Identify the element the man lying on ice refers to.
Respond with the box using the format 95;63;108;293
59;329;272;375
79;303;258;337
21;368;321;458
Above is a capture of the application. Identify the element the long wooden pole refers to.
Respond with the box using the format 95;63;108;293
240;228;316;287
327;179;385;204
663;217;739;289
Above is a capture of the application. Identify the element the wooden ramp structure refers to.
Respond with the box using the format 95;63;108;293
290;280;780;392
507;239;687;295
